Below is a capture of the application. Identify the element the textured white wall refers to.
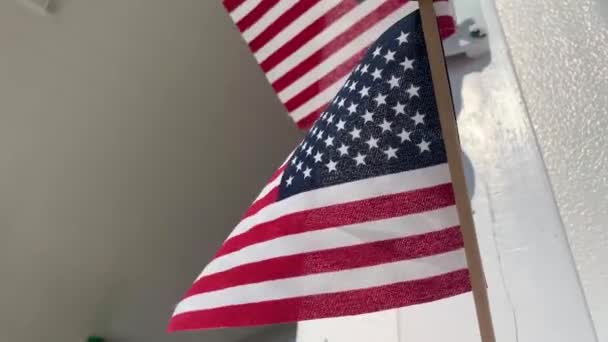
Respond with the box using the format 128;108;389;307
495;1;608;340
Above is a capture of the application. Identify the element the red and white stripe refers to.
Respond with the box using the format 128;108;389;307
168;163;470;331
223;0;456;129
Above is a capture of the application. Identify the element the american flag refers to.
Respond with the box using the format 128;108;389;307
223;0;456;129
169;9;470;331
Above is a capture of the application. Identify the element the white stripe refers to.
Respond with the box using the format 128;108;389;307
175;249;466;314
229;0;263;23
254;171;283;201
280;2;417;107
433;1;454;18
264;0;388;81
290;76;346;122
198;205;458;278
254;0;342;62
228;163;451;239
242;0;299;43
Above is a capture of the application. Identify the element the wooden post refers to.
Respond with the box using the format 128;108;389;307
417;1;497;342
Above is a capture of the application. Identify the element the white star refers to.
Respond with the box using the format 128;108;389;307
371;68;383;80
366;136;379;148
313;151;324;163
379;119;392;133
353;152;366;166
362;110;375;123
396;31;410;45
324;135;335;147
303;167;312;179
286;175;294;186
291;157;298;166
384;146;399;159
337;144;350;156
333;96;340;104
326;160;338;172
372;46;382;58
315;130;324;140
349;81;358;91
383;49;396;63
336;119;346;131
354;64;362;73
347;102;358;115
302;142;308;150
412;111;425;125
349;127;362;140
387;75;400;89
406;84;420;98
361;64;370;74
296;161;303;171
400;57;414;71
393;102;406;115
374;93;387;106
418;139;431;153
343;80;350;90
306;145;313;156
397;129;412;142
327;113;335;123
358;86;370;98
338;98;346;108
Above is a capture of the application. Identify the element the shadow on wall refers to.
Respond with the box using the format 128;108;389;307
447;18;492;199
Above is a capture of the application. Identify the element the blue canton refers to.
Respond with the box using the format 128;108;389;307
279;10;447;199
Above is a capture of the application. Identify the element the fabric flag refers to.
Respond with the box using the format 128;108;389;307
223;0;456;130
169;8;470;331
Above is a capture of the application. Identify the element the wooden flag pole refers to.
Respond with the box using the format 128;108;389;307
417;1;497;342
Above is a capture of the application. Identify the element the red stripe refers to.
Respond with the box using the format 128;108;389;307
217;183;455;257
249;0;321;52
296;105;327;129
285;49;366;111
223;0;248;13
259;0;358;72
168;269;470;331
270;0;406;93
237;0;280;32
243;187;279;218
186;227;463;296
436;15;456;39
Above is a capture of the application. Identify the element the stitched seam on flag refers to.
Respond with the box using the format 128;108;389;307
176;249;467;313
227;164;451;240
187;226;463;296
201;204;458;278
215;183;456;260
169;269;471;331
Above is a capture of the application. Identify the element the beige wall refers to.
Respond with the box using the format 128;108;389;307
0;1;300;341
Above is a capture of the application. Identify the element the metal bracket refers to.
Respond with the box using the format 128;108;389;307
444;0;490;59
